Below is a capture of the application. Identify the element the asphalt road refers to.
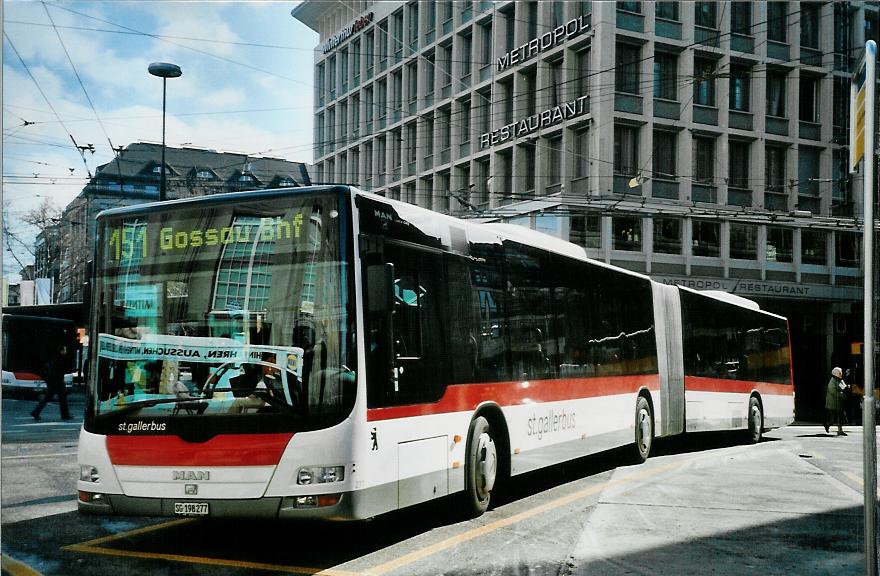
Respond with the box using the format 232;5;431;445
2;395;878;576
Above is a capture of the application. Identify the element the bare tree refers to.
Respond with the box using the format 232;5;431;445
21;197;62;230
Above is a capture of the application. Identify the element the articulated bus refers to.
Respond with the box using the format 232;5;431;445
77;185;793;519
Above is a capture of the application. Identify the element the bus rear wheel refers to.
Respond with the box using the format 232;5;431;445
464;416;497;516
633;396;654;463
747;396;763;444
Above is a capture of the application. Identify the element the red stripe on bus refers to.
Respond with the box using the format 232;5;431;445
684;376;792;396
13;372;41;380
366;374;660;422
106;433;293;466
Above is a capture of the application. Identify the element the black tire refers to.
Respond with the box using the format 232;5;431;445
463;416;498;517
633;396;654;463
747;396;763;444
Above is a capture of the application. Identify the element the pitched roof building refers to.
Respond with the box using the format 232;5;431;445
53;142;312;303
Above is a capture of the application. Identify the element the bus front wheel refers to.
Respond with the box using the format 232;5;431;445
634;396;654;463
464;416;497;516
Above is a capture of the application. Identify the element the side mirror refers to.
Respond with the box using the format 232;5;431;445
366;263;394;314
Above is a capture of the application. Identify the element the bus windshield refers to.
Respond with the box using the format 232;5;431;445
88;192;355;435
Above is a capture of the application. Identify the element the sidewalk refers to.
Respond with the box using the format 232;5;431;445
565;427;870;575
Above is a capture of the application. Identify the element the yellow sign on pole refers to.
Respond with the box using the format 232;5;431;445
852;84;866;170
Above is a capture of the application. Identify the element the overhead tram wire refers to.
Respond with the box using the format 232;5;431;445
41;1;125;191
3;31;93;178
46;2;304;85
2;20;304;51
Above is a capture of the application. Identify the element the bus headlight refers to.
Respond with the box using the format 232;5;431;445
80;465;100;483
296;465;344;485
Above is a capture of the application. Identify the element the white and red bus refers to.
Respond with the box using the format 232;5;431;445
78;185;793;519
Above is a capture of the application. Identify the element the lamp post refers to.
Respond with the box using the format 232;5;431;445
148;62;182;201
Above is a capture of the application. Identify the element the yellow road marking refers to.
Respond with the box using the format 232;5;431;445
63;544;357;575
63;517;355;575
349;460;685;576
842;471;864;487
64;517;196;548
1;554;43;576
2;452;78;460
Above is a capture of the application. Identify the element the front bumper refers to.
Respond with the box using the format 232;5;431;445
78;492;353;520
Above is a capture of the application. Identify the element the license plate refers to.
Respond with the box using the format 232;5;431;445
174;502;209;516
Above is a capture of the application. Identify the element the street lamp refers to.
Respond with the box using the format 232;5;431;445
148;62;182;201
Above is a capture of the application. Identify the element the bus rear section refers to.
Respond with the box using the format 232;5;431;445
656;287;795;440
78;188;360;519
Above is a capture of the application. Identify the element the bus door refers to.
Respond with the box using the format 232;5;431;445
363;238;448;408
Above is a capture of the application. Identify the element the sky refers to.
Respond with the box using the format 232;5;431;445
2;0;318;282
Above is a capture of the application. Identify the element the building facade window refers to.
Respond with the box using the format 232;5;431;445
765;145;786;193
767;2;787;42
656;2;679;21
799;76;819;122
617;1;640;13
570;212;601;249
576;49;590;97
654;53;677;100
729;65;751;111
574;128;590;179
694;57;716;106
731;2;752;35
613;216;642;251
501;4;515;54
693;136;714;183
766;227;793;263
522;68;537;117
547;137;562;186
615;43;640;95
614;125;638;177
730;223;757;260
728;141;750;190
480;22;492;70
692;220;720;257
406;122;417;165
836;232;859;267
523;142;536;192
459;32;473;83
695;2;716;28
801;2;820;49
408;3;419;51
801;230;827;265
798;147;821;197
833;77;849;129
653;218;682;254
424;51;435;97
652;130;676;179
766;70;787;117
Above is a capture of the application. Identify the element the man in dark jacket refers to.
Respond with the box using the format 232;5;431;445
31;345;72;421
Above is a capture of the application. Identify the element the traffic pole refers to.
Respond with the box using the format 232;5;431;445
863;39;877;576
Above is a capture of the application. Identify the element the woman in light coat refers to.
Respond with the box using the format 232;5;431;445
824;367;847;436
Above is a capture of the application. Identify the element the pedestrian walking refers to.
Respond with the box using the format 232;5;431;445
31;345;72;421
824;366;848;436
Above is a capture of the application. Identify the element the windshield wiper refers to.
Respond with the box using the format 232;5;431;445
100;387;297;417
102;396;209;418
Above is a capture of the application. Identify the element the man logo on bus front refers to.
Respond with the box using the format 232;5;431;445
173;470;210;481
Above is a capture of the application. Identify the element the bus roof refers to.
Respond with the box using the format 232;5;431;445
678;285;788;320
95;185;354;221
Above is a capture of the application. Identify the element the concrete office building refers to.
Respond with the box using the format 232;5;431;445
292;1;878;419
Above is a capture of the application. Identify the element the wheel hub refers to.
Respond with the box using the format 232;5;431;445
477;432;497;496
